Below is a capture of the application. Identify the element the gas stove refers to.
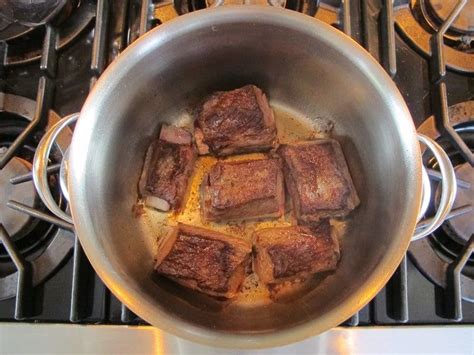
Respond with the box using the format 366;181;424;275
0;0;472;353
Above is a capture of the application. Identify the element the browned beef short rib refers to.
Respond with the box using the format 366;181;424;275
252;221;340;284
201;158;285;222
195;85;277;156
138;125;196;212
278;139;359;222
155;223;252;298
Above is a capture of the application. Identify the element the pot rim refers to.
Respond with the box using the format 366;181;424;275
69;5;422;349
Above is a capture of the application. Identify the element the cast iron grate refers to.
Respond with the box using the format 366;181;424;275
1;0;472;328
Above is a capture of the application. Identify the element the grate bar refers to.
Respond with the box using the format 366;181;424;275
416;205;473;231
0;77;54;169
360;0;370;50
121;304;137;323
431;0;468;80
139;0;152;36
382;0;396;77
345;312;359;326
91;0;110;75
445;234;474;321
426;168;471;189
430;0;473;166
69;0;112;324
114;0;153;322
390;256;408;322
40;25;58;78
432;82;473;165
70;238;87;322
376;0;406;323
109;0;130;60
342;0;352;37
0;224;33;320
10;163;61;185
7;200;75;232
70;236;109;323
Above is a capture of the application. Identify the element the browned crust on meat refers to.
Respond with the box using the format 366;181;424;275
201;158;285;222
278;139;359;222
155;224;252;298
139;125;197;211
195;85;277;156
252;221;340;284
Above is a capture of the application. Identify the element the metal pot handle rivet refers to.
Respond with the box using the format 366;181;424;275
412;133;457;242
32;113;80;224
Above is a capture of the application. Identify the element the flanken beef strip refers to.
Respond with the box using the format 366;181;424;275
139;125;196;212
278;139;359;222
252;221;340;285
154;223;252;298
195;85;277;156
201;158;285;222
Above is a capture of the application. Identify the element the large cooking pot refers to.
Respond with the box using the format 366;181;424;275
32;6;457;348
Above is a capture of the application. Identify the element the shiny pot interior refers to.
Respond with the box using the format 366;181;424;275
69;6;422;348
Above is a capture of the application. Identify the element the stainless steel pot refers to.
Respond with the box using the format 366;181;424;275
31;6;457;348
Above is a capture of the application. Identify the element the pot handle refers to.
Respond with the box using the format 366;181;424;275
32;113;80;224
33;118;457;236
412;134;457;241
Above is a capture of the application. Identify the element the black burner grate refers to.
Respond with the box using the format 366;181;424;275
0;0;472;328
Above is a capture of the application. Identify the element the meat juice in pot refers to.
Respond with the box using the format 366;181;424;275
135;103;348;307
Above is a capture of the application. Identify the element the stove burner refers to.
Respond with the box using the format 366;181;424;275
0;153;39;241
149;1;341;41
410;101;473;302
430;123;473;262
1;0;95;66
0;93;73;300
0;0;78;38
427;0;473;35
394;0;474;73
445;163;473;245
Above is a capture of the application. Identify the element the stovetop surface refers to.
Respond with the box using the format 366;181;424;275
0;0;472;327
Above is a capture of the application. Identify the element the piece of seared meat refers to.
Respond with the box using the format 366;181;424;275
201;158;285;222
154;223;252;298
139;125;196;212
278;139;359;222
195;85;277;156
253;221;340;285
